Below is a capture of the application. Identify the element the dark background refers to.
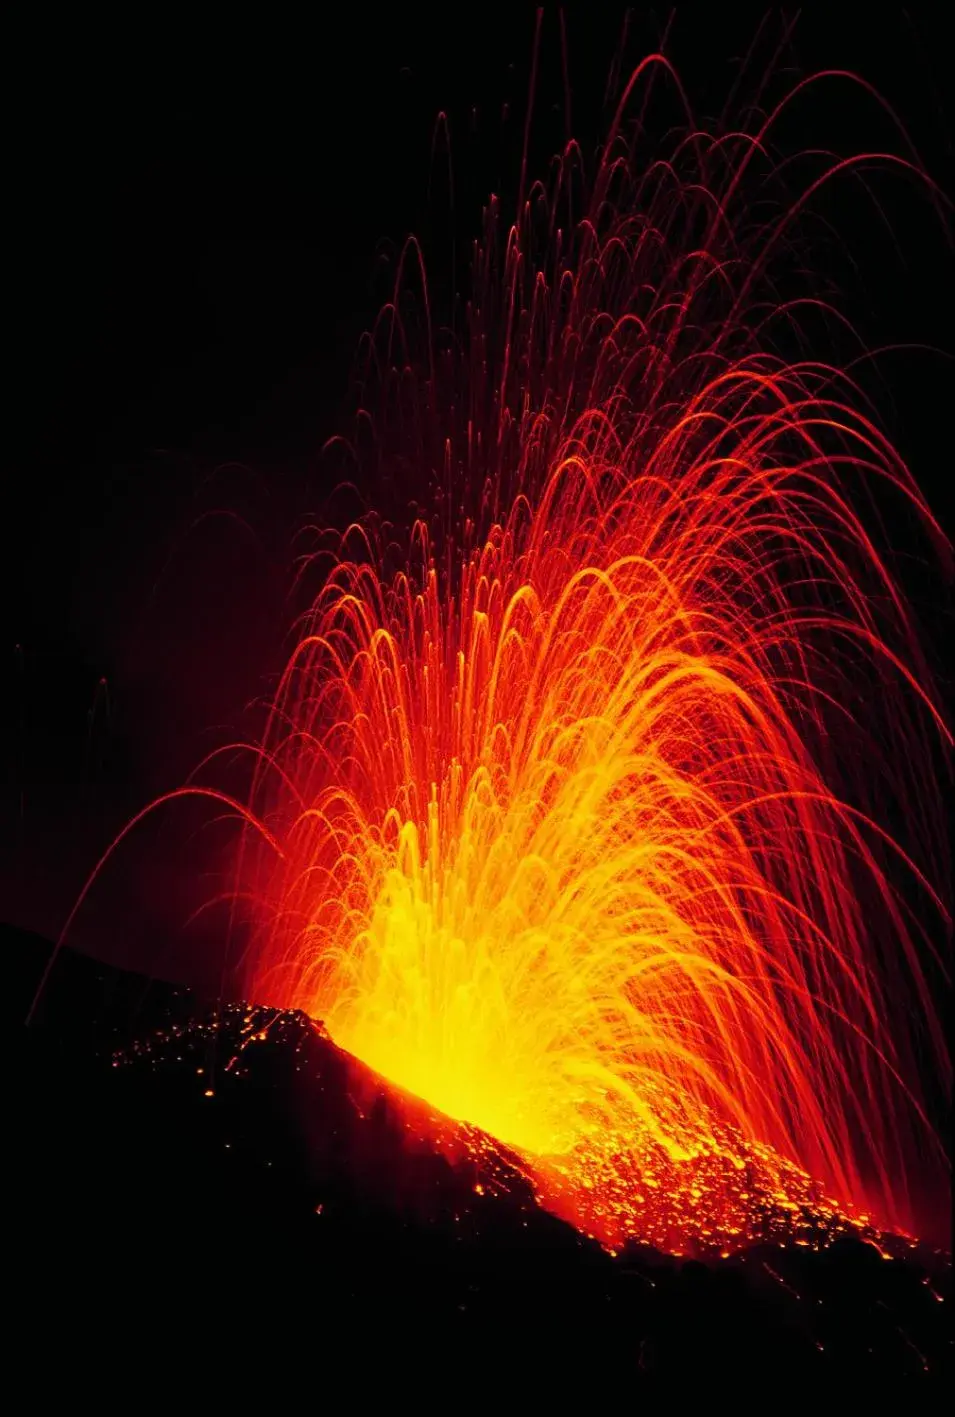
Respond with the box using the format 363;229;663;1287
5;8;952;1004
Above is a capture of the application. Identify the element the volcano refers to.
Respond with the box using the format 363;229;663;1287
11;925;950;1388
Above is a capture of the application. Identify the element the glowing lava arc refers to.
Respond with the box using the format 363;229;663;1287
229;59;950;1252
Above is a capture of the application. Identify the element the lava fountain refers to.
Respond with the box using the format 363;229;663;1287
56;55;952;1254
235;59;951;1251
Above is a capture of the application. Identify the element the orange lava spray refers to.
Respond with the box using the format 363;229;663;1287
167;60;955;1251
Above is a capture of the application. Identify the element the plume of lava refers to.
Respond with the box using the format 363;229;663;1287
54;54;952;1254
237;59;951;1251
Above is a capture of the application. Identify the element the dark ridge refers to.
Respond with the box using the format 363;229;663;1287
9;924;951;1389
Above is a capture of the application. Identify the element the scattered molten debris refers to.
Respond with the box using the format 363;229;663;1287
118;999;916;1262
533;1127;899;1257
13;934;951;1382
